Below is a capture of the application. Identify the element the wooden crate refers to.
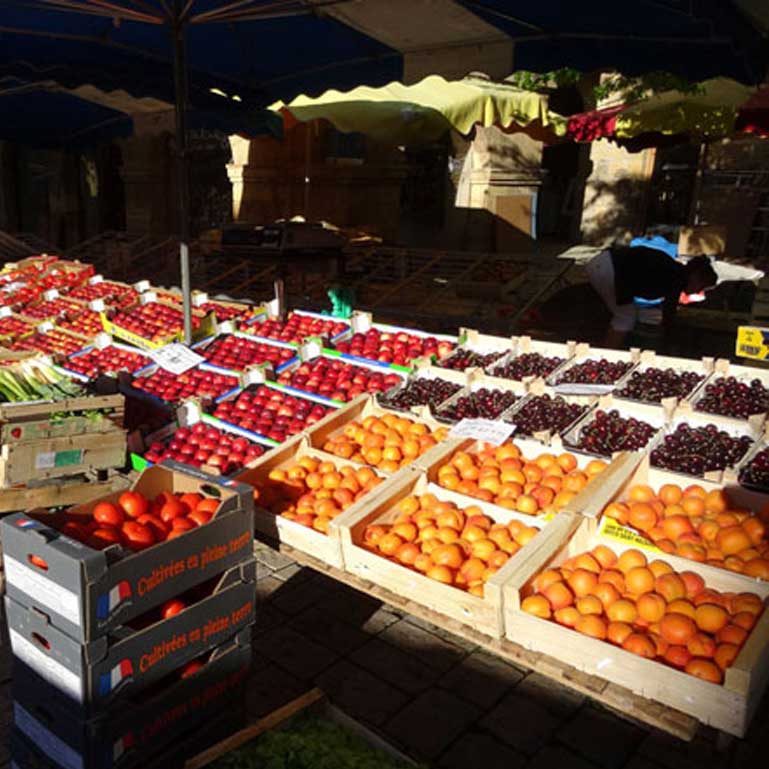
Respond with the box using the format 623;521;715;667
377;363;470;418
335;460;576;637
0;393;126;487
502;515;769;736
234;434;390;569
431;328;515;373
431;373;529;425
485;335;579;382
686;359;769;423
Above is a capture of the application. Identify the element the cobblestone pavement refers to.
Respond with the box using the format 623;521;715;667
1;542;767;768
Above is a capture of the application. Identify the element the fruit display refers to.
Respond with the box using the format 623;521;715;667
379;376;462;411
520;542;764;683
437;348;506;371
505;394;588;436
65;344;151;379
333;328;454;366
695;376;769;419
434;387;518;422
616;368;705;403
58;308;106;337
110;302;200;342
739;447;769;491
242;312;349;344
10;328;84;356
435;443;606;514
68;280;138;305
554;358;633;385
37;262;94;290
362;494;542;596
650;424;753;476
570;409;658;456
210;386;331;442
319;412;450;472
131;366;238;404
141;422;265;474
55;489;221;551
196;300;256;322
0;358;85;402
0;315;35;341
253;456;385;533
491;352;565;381
276;357;403;402
200;334;295;371
602;482;769;578
20;297;85;321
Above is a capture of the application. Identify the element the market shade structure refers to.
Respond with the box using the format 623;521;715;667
274;74;561;144
566;78;762;143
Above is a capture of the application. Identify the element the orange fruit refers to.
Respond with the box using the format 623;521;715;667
685;658;722;684
714;643;739;671
392;522;418;542
717;624;748;646
607;599;638;624
599;569;626;593
574;615;607;640
567;569;599;597
628;503;658;533
637;593;667;623
607;621;633;645
554;606;580;627
687;632;717;658
694;603;729;634
655;573;686;602
625;567;655;596
616;549;647;574
413;553;433;573
681;497;705;517
575;595;603;616
629;484;656;503
664;645;692;669
659;484;683;506
666;599;697;619
680;571;705;599
622;633;657;659
378;533;403;556
704;489;729;514
432;544;464;569
659;614;697;645
426;565;455;584
395;543;420;566
534;568;563;593
543;581;574;611
521;595;552;619
592;545;618;569
717;527;752;557
743;558;769;580
591;582;621;610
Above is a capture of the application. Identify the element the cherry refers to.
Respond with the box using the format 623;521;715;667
571;409;656;455
492;353;564;381
507;394;587;436
555;359;632;385
651;423;752;476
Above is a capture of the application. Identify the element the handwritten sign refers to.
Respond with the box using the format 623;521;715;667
150;344;205;375
449;418;515;446
553;383;615;396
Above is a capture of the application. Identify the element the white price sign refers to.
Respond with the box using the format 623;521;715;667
553;383;615;396
449;418;515;446
150;343;205;375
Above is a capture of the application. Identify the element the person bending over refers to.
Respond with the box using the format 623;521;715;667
586;245;718;348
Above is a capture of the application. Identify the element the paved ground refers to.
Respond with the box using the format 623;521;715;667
1;540;768;768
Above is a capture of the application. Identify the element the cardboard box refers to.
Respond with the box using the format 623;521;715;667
5;560;255;707
0;462;254;641
11;630;251;769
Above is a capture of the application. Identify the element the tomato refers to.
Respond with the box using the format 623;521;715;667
166;527;190;541
195;498;220;515
188;509;213;527
180;493;203;511
121;521;155;550
171;517;195;531
119;491;149;519
161;599;187;619
93;501;124;527
90;527;122;548
159;499;187;524
179;660;204;679
61;522;85;542
136;514;169;540
154;491;175;508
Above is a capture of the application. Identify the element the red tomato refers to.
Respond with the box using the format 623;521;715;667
161;599;187;619
159;499;187;524
195;498;220;516
93;501;124;527
171;517;195;531
179;660;204;679
121;521;155;550
187;509;213;527
90;527;122;548
137;514;169;540
166;527;190;541
119;491;149;519
61;522;85;542
180;493;203;511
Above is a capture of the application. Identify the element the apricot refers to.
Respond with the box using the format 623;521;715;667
666;599;697;619
664;645;691;669
637;593;667;623
607;599;638;624
625;567;655;596
714;643;739;671
717;526;752;557
575;595;604;616
622;633;657;659
616;549;647;574
553;606;580;627
685;658;722;684
543;581;574;611
659;614;697;645
717;624;748;646
574;615;607;640
607;621;633;645
655;573;686;602
687;632;717;659
522;595;552;619
695;603;729;634
567;569;599;597
591;582;621;610
592;545;617;569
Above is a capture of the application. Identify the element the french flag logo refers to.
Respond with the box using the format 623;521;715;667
15;519;37;528
112;731;135;763
96;581;132;620
99;659;133;697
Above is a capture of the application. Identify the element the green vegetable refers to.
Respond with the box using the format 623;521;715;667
210;715;423;769
0;358;85;403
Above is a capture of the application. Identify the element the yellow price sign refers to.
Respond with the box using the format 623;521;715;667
736;326;769;361
598;517;661;553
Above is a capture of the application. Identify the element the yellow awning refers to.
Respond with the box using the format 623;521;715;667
273;74;565;144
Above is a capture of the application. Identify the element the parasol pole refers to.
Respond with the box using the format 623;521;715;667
171;0;193;344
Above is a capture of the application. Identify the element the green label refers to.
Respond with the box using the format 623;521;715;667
55;449;84;468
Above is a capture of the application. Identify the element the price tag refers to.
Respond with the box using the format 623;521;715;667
0;307;11;318
553;383;615;396
88;299;106;312
140;291;158;304
449;418;515;446
192;292;209;307
43;289;59;301
149;343;204;375
88;274;104;285
134;280;150;292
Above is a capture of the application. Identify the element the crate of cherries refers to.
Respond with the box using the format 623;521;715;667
552;357;634;386
694;376;769;420
615;367;705;404
379;375;462;412
505;393;588;437
435;386;519;423
437;348;507;372
491;352;566;381
567;408;660;456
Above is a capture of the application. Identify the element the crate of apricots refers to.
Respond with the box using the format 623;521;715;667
235;435;388;569
335;467;567;637
424;437;611;518
586;455;769;582
504;514;769;736
304;394;451;475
